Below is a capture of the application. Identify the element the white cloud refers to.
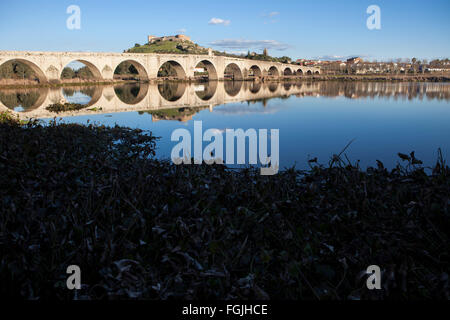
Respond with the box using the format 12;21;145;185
314;54;371;61
208;18;231;26
262;11;280;24
210;39;291;51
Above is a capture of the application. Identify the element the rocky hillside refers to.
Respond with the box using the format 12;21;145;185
126;40;208;55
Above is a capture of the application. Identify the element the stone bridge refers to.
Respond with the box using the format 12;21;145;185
0;81;323;119
0;51;320;82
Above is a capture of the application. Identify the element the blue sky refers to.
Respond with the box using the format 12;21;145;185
0;0;449;61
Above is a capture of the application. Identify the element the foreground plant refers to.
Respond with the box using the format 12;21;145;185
0;119;448;300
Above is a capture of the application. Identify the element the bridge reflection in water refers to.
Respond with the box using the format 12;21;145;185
0;81;449;119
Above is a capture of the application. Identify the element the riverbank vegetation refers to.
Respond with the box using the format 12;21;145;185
45;102;88;113
308;74;450;82
0;113;448;300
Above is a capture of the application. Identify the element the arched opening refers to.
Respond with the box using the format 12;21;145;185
268;66;279;77
224;63;243;80
114;83;149;105
0;59;47;85
284;68;293;76
195;81;217;101
315;71;320;75
62;86;104;107
306;70;312;75
158;61;186;80
158;82;186;102
296;69;303;76
194;60;218;81
60;60;103;82
114;60;149;81
249;65;262;78
224;81;243;97
0;87;49;112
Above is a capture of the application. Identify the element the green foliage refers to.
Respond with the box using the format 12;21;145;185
61;67;76;79
61;66;95;80
126;40;207;55
0;61;38;80
45;102;88;113
157;63;177;77
114;62;139;75
244;53;293;64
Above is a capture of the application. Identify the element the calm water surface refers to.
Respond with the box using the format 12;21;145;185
1;81;449;169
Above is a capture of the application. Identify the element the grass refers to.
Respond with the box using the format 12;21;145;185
127;41;207;55
0;114;449;300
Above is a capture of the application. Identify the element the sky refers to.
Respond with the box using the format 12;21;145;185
0;0;449;61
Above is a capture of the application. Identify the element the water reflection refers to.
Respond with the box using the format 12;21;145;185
0;81;449;117
224;81;243;97
1;81;448;169
268;82;279;93
114;83;149;105
158;82;186;102
0;88;49;111
62;86;103;106
249;81;261;94
195;82;217;101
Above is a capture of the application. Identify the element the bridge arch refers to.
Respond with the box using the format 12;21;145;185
224;63;243;80
315;71;320;75
268;66;279;77
194;59;218;80
60;60;103;80
296;69;303;76
158;60;186;80
249;65;262;78
0;59;47;83
283;67;293;76
306;70;312;75
114;59;149;80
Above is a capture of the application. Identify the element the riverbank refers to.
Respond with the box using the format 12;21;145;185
304;74;450;82
0;113;449;300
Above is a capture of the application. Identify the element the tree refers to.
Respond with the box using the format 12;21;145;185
61;67;76;79
412;57;417;74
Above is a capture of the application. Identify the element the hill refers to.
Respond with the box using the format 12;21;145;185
126;40;208;55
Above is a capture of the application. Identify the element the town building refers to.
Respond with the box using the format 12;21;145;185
148;34;192;44
347;57;364;64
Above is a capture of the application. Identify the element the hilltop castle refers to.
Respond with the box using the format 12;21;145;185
147;34;192;44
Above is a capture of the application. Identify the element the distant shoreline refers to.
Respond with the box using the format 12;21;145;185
0;74;449;89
